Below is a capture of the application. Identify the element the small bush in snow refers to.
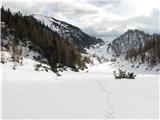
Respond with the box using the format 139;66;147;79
113;69;136;79
35;64;42;71
127;72;136;79
110;57;116;62
42;66;48;72
56;72;61;76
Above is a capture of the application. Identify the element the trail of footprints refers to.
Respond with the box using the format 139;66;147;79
95;80;116;119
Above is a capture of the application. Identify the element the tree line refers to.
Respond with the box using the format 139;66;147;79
125;35;160;66
1;7;87;72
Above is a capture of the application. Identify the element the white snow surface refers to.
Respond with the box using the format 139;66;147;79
32;14;70;37
1;52;159;119
86;41;112;59
33;14;61;33
87;42;160;74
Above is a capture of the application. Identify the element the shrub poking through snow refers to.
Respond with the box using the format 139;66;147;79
34;64;42;71
127;72;136;79
113;69;136;79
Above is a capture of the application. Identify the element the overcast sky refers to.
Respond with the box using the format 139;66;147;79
1;0;160;41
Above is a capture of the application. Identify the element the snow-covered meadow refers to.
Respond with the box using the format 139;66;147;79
1;55;159;119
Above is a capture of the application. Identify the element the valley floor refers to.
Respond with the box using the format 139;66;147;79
1;61;159;119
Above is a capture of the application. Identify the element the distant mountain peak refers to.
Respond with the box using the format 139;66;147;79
110;29;153;56
109;29;160;67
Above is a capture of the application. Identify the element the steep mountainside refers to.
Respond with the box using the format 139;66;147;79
32;14;103;52
108;30;153;56
1;7;89;72
108;29;160;66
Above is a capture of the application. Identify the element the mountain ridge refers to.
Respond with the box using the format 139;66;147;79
1;7;90;72
32;14;104;52
108;29;160;67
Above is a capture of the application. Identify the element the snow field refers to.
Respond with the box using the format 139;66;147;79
2;59;159;119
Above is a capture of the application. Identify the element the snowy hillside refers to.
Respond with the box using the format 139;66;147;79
33;14;103;51
1;31;159;118
1;7;159;119
1;8;89;72
109;29;153;56
2;54;159;119
86;41;113;62
85;39;160;73
32;14;63;34
108;29;160;67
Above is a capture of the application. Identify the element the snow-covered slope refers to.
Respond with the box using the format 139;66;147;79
32;14;103;51
1;52;159;119
32;14;63;34
86;41;113;61
109;29;153;56
114;57;160;74
87;29;160;71
86;39;160;73
1;11;159;119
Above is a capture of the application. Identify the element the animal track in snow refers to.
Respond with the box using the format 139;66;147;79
95;80;115;119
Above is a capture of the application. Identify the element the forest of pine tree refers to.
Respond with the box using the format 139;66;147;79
125;35;160;66
1;7;88;72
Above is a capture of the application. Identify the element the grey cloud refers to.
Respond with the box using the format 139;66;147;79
81;8;159;41
87;0;121;7
2;2;47;15
1;1;159;41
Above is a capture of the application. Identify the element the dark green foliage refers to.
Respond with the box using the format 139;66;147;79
35;64;42;71
125;35;160;67
113;69;136;79
34;64;49;72
127;72;136;79
1;7;86;72
110;30;160;67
